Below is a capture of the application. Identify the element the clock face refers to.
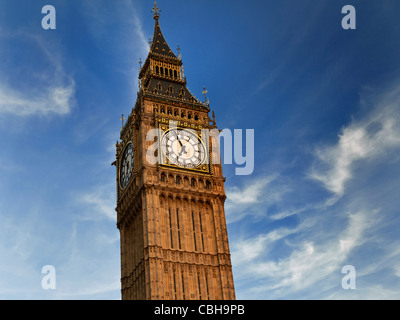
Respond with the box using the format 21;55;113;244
161;129;206;169
120;142;134;189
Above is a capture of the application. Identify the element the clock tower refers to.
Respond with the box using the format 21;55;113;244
115;3;235;300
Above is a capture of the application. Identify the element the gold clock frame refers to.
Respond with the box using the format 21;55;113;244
158;123;211;174
118;140;136;190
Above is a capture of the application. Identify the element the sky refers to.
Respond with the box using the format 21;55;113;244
1;0;400;300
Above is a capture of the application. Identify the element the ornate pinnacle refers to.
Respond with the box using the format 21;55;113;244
177;45;182;60
120;114;125;131
202;87;208;101
202;86;210;106
152;2;160;20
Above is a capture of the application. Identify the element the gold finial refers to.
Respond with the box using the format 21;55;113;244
202;87;208;101
202;86;209;105
138;57;142;70
177;45;182;60
120;113;125;131
152;2;160;19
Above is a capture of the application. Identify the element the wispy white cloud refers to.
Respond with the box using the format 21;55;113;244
78;184;116;221
225;174;289;223
52;281;120;299
326;285;400;300
0;80;75;117
80;0;149;71
267;206;308;221
231;81;400;299
227;175;277;205
231;228;296;268
0;31;76;118
310;85;400;198
129;2;150;58
232;209;377;299
0;181;119;299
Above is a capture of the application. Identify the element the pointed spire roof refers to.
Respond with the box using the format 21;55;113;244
150;2;179;60
136;3;209;112
150;19;178;59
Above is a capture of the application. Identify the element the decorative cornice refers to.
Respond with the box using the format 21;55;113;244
138;89;209;111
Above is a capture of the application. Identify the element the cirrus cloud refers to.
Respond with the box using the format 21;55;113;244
0;29;76;118
310;85;400;198
0;80;75;117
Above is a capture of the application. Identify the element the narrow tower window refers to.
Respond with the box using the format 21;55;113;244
173;270;177;300
177;208;182;249
199;211;205;252
192;211;197;251
169;208;174;248
205;274;210;300
181;272;186;300
197;273;202;300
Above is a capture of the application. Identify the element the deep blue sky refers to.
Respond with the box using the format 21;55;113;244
1;0;400;299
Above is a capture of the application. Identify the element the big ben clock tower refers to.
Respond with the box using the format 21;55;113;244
115;3;235;300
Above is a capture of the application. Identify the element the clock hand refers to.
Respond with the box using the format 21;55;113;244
172;130;183;147
178;145;187;156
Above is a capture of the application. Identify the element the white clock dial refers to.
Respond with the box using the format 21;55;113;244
120;142;134;189
161;129;206;168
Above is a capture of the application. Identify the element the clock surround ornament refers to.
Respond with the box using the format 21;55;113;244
119;142;134;189
160;128;207;169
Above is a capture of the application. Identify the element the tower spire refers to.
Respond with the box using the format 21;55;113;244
149;5;177;59
138;2;209;112
116;4;235;300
